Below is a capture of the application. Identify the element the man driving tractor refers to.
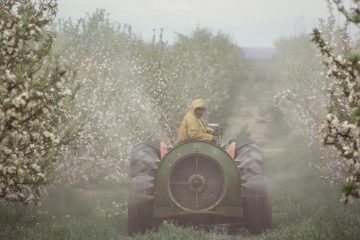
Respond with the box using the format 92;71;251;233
178;99;218;143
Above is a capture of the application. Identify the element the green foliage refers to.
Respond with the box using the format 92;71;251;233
351;107;360;123
342;180;360;199
173;28;247;126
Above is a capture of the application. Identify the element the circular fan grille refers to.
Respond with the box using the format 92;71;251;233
169;154;225;210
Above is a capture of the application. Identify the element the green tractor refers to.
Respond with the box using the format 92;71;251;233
128;138;272;235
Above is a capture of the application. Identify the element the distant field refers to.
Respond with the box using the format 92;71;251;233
242;47;276;59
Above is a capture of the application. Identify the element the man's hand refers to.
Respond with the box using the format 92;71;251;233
212;135;218;143
212;128;219;137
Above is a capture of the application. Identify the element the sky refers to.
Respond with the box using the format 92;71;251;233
57;0;350;48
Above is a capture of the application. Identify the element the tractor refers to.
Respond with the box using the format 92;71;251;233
127;133;272;235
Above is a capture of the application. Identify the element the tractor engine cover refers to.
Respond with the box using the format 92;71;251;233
169;154;225;210
153;141;243;220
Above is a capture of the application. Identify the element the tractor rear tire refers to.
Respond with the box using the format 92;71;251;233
235;143;264;182
234;143;272;234
242;176;272;234
127;143;160;235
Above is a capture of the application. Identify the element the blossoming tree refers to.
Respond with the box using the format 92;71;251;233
312;0;360;202
0;0;76;203
273;0;350;183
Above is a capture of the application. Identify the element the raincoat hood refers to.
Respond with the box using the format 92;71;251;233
191;99;206;114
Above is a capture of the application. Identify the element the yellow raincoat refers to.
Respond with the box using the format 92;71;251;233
177;99;214;143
